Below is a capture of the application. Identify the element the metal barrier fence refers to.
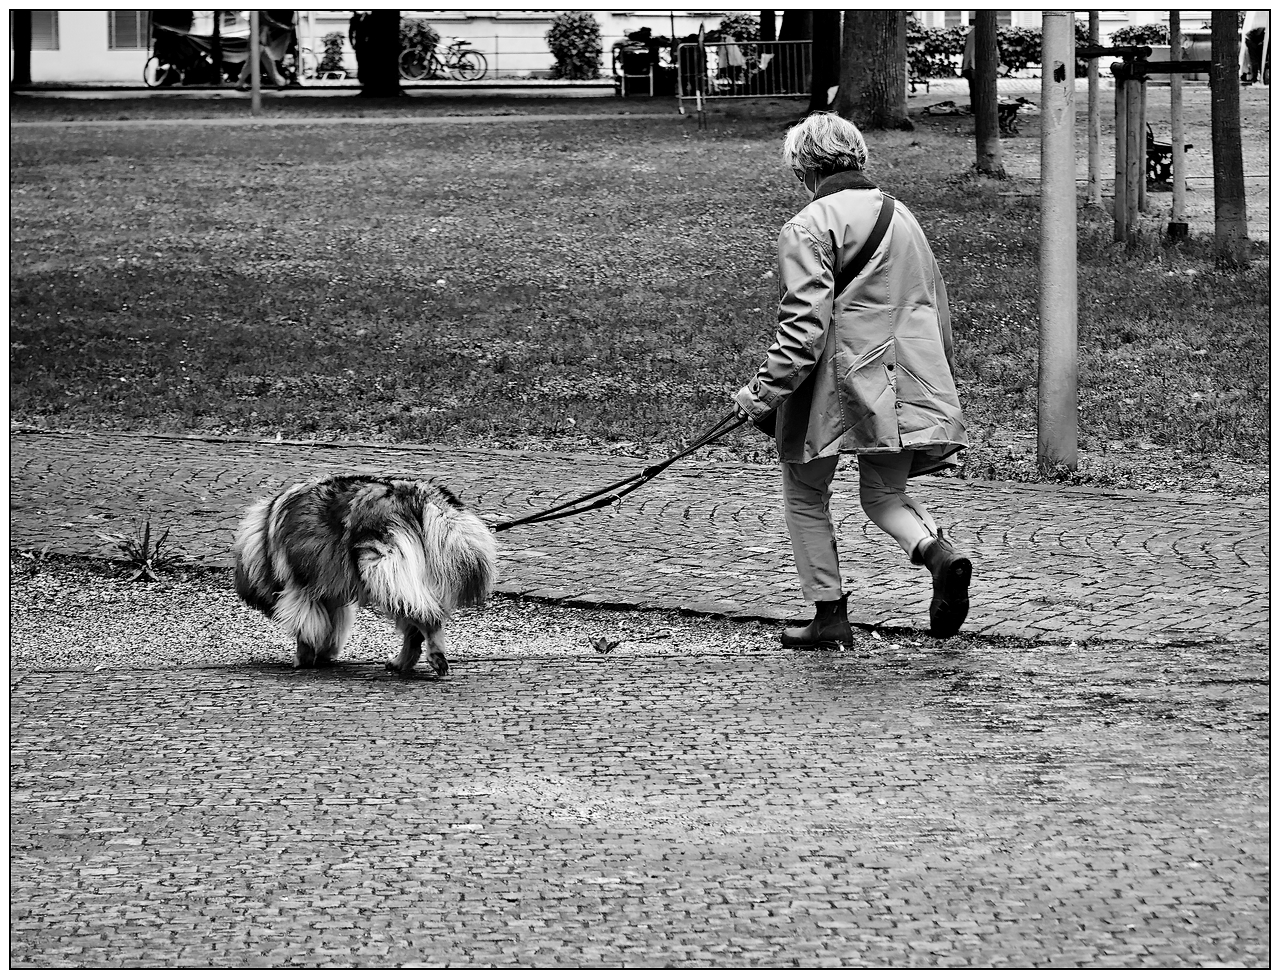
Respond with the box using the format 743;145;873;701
677;39;812;112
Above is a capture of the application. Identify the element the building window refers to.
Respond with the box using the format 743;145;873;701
30;10;59;50
109;11;150;50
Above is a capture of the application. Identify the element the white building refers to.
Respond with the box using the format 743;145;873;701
12;9;1236;87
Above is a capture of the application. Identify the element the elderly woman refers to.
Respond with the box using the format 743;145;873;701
733;112;972;646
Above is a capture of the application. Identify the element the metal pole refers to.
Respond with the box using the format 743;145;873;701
1113;68;1128;241
1037;11;1078;472
1087;12;1102;206
1169;11;1187;237
1137;72;1148;212
249;10;262;116
1125;72;1142;233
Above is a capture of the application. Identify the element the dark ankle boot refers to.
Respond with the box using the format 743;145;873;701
913;529;972;639
781;593;854;649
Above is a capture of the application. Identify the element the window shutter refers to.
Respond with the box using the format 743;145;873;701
109;11;150;50
31;10;58;50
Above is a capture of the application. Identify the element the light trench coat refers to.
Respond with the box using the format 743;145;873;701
734;170;967;474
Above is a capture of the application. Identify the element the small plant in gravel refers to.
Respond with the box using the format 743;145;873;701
17;545;53;576
97;517;183;582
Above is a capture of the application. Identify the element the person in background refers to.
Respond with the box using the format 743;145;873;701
733;112;973;648
960;25;976;108
236;10;291;90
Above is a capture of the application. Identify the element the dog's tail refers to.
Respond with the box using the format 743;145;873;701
443;509;499;608
233;495;280;616
357;500;498;622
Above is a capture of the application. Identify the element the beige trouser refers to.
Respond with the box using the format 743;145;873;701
781;451;939;602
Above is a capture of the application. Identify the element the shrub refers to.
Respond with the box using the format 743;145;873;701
907;17;965;78
400;17;440;54
1110;24;1170;47
906;20;1095;79
546;11;603;80
318;31;345;73
713;13;759;42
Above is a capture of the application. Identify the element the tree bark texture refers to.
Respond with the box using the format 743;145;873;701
353;9;403;98
835;10;911;130
806;10;842;114
972;11;1005;176
1209;11;1250;265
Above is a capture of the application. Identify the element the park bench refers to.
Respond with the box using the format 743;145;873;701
1146;124;1193;189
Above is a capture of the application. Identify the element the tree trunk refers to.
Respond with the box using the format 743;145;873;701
759;10;776;43
1210;11;1250;265
973;10;1005;176
12;10;32;87
835;10;911;130
211;11;223;86
806;10;841;114
765;9;811;97
352;9;403;98
777;9;811;43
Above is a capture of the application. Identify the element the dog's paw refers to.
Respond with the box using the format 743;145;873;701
428;652;449;677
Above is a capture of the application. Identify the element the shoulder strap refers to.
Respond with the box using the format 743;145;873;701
833;194;895;299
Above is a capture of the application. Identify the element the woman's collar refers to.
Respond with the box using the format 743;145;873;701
813;170;878;200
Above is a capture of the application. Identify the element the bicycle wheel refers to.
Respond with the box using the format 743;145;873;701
452;50;487;81
398;47;427;80
143;56;180;88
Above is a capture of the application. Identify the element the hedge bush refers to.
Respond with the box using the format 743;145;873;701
907;19;1096;78
714;13;759;42
1110;24;1171;47
546;11;603;80
400;17;440;54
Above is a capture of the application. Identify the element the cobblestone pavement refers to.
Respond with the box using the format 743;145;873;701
9;430;1272;967
10;638;1270;968
9;430;1270;643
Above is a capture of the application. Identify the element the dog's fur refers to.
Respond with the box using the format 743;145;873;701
233;475;498;676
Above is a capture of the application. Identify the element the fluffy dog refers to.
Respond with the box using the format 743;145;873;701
233;475;497;676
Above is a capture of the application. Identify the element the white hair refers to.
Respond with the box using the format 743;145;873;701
781;112;869;176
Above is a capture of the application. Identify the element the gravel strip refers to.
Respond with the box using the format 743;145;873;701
7;553;787;673
10;552;1035;674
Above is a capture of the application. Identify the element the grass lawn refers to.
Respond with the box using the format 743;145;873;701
10;90;1270;496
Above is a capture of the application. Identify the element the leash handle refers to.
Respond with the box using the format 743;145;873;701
493;410;746;532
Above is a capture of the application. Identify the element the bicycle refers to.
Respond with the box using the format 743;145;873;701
143;55;183;87
398;36;487;81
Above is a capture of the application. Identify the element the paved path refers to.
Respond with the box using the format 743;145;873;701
9;429;1270;967
9;429;1269;643
10;642;1270;968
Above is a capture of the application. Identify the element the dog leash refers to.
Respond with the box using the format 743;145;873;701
493;410;748;532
